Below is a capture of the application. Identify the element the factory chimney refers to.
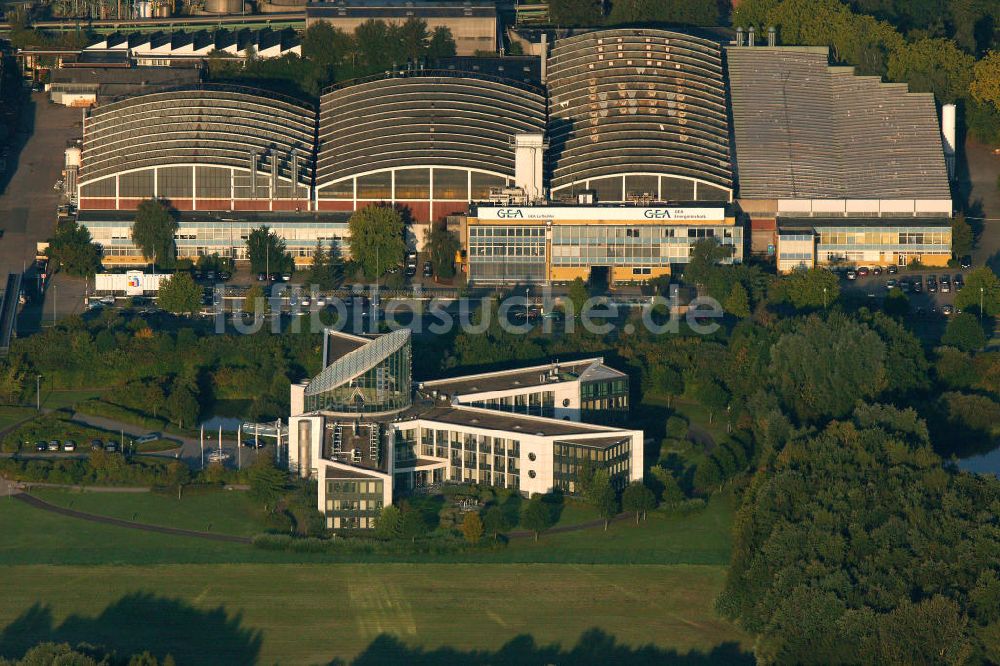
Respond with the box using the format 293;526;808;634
736;27;744;47
767;26;776;46
748;26;755;47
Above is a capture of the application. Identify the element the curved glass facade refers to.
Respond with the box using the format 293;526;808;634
304;330;412;415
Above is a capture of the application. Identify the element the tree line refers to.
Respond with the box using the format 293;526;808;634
207;18;457;98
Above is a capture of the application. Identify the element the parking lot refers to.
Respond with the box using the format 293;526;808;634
839;266;969;317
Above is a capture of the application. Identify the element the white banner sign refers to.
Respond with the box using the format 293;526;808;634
474;206;725;222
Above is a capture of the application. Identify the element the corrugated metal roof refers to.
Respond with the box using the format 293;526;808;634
727;46;950;200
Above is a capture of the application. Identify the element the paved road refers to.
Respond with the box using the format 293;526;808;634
960;139;1000;268
0;94;79;278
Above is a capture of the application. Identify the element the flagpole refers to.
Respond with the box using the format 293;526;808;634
200;424;204;469
237;424;242;470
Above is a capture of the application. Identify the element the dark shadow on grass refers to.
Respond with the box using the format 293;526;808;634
334;629;752;665
0;593;262;665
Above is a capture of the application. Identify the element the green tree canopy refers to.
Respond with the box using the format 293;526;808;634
131;199;178;267
717;408;998;663
482;505;510;540
425;227;460;280
247;226;293;276
157;273;202;316
548;0;603;25
971;49;1000;109
942;312;988;351
724;282;751;318
247;454;287;512
521;495;554;541
46;220;102;277
375;505;401;539
955;267;1000;316
399;509;427;542
770;314;886;423
608;0;718;25
887;37;974;103
621;481;655;523
951;214;974;258
460;511;484;544
347;205;406;279
778;267;840;310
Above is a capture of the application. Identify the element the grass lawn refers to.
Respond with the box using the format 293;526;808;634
1;413;113;453
0;563;750;665
0;488;734;566
28;488;268;538
135;439;180;453
500;492;734;565
41;388;107;411
0;406;36;433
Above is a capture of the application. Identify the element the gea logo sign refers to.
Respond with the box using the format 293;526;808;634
643;209;672;219
497;209;524;218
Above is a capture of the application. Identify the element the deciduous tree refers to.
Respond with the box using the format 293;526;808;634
460;511;484;544
521;496;553;541
942;312;988;351
157;273;202;316
132;199;178;267
622;481;655;523
347;205;405;279
46;221;102;277
955;267;1000;316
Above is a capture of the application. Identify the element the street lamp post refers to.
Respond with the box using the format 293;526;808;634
35;375;41;411
981;287;985;323
823;286;828;309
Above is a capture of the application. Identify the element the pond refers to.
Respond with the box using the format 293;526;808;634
958;449;1000;476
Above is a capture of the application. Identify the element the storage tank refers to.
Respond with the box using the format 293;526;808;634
203;0;243;14
64;145;82;169
941;103;956;180
297;419;311;478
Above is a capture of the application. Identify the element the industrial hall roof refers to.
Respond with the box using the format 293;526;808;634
726;46;951;201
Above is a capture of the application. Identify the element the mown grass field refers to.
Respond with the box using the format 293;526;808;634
29;488;267;537
0;563;750;665
2;488;734;566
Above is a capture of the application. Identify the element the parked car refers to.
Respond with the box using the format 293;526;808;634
886;279;897;289
104;442;118;452
913;278;923;293
423;261;433;278
404;264;417;278
960;255;972;269
927;278;937;293
90;439;103;451
872;266;883;276
47;440;60;451
207;450;230;462
846;269;857;280
899;279;911;292
942;304;955;316
35;441;47;451
62;440;76;452
940;276;951;293
257;273;267;282
99;295;116;306
219;271;232;281
281;273;292;282
135;433;160;444
887;264;898;274
315;297;327;307
955;275;964;291
857;266;870;277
